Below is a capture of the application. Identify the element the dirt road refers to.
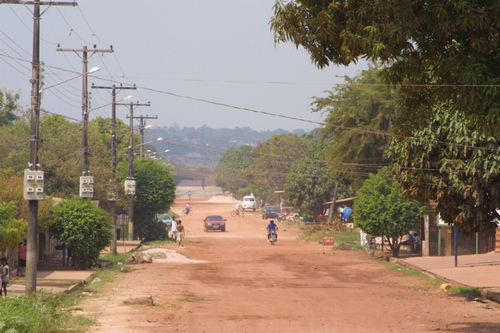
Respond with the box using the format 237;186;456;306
81;197;500;332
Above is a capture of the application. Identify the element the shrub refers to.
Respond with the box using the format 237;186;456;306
50;199;112;268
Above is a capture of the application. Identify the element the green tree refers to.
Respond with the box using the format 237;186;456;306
0;89;20;126
387;109;500;234
271;1;500;137
215;145;254;196
0;201;26;264
38;114;81;197
0;120;30;173
118;158;176;241
284;139;340;220
244;134;309;201
354;168;426;257
313;66;396;190
50;198;112;268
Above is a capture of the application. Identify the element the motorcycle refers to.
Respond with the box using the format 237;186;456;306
268;230;277;245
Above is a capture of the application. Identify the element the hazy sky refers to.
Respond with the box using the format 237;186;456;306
0;1;367;131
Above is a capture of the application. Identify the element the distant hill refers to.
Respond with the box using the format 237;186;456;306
144;125;307;171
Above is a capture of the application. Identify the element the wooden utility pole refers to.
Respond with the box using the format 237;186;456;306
92;84;136;254
0;0;77;295
115;101;151;240
56;45;113;178
137;115;158;157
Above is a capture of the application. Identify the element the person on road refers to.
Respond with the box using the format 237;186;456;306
17;240;26;277
188;191;192;200
185;203;191;215
171;219;178;241
1;257;9;297
267;220;278;240
177;220;185;247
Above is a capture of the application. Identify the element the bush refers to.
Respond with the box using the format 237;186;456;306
50;198;112;268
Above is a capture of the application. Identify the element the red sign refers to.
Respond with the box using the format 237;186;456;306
323;236;334;246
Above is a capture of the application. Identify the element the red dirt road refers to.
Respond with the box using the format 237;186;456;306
81;198;500;332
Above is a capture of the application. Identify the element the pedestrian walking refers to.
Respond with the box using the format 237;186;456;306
17;240;26;277
171;219;178;241
177;220;185;247
1;257;9;297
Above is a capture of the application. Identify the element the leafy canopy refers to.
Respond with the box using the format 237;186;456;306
354;168;426;257
272;0;500;136
118;158;176;240
313;66;396;190
0;201;26;253
50;198;112;267
284;138;341;220
388;109;500;234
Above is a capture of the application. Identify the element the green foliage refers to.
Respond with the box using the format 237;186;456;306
354;168;426;257
312;66;396;191
118;158;175;241
39;114;81;197
271;1;500;137
0;89;20;126
245;134;309;200
388;109;500;234
215;145;254;195
0;120;30;173
284;139;340;218
50;199;112;268
0;292;91;332
0;201;26;254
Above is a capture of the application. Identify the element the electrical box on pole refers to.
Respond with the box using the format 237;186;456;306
124;178;136;196
23;170;44;201
79;175;94;198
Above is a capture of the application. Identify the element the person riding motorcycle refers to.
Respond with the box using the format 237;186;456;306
267;219;278;240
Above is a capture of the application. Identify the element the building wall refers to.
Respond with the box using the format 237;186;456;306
439;226;496;256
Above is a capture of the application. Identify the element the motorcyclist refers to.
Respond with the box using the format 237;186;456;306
267;219;278;240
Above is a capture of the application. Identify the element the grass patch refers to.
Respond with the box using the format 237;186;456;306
299;225;362;250
0;292;93;333
449;286;481;298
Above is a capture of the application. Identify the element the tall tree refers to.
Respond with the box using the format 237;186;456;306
387;109;500;234
271;1;500;137
284;138;342;220
215;145;254;196
245;134;309;201
0;89;20;126
312;66;396;190
354;168;426;257
118;158;176;240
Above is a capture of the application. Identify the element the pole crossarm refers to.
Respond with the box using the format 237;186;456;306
0;1;76;5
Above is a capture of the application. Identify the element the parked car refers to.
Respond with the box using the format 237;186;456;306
156;213;173;228
203;215;226;232
262;205;280;219
241;194;257;211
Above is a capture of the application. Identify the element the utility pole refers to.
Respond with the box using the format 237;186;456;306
0;0;77;295
115;101;151;240
56;45;113;197
137;115;158;157
92;84;136;254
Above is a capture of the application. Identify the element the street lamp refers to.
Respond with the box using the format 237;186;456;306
39;67;100;93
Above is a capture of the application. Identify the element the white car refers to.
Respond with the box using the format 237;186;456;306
241;195;257;211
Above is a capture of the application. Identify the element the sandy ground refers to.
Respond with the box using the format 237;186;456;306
80;196;500;333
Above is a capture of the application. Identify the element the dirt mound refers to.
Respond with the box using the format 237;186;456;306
141;248;205;263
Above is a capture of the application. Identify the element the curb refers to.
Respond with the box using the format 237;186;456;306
389;257;500;305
